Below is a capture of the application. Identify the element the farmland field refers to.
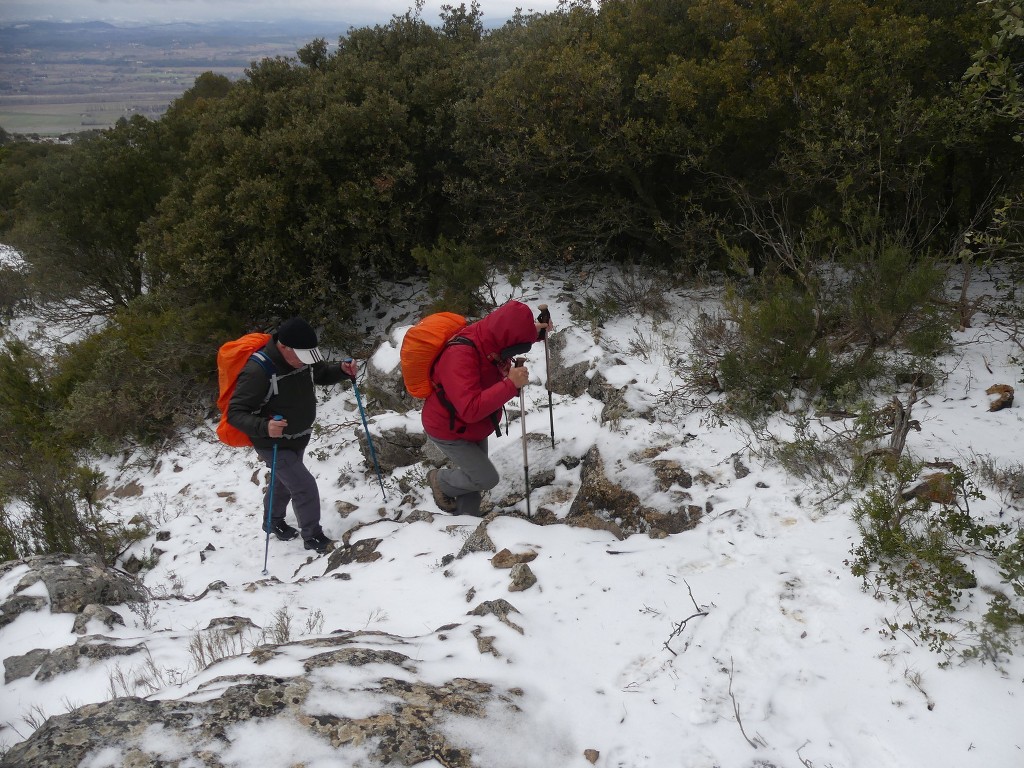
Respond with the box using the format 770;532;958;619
0;20;349;136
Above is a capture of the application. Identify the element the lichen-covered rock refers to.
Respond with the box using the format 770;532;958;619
467;599;524;634
34;637;146;681
326;537;383;570
0;593;47;630
0;634;525;768
356;426;427;473
457;520;496;559
4;647;49;683
71;603;125;634
8;554;147;615
508;563;537;592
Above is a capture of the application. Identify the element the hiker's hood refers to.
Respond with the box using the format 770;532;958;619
464;300;537;361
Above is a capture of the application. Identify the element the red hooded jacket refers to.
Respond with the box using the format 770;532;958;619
422;301;538;442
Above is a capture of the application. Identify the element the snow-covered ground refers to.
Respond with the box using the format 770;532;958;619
1;268;1022;767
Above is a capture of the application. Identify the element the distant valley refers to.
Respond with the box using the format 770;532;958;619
0;20;351;136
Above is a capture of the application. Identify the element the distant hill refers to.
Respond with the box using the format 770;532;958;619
0;19;353;136
0;19;354;51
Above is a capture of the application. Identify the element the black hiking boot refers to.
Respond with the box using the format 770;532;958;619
263;519;299;541
303;532;335;554
427;469;457;513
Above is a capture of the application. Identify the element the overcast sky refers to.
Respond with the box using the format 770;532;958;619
0;0;565;27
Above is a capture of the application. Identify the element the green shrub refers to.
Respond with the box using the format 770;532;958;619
849;459;1021;663
51;293;236;451
0;341;149;562
717;277;838;418
412;236;491;315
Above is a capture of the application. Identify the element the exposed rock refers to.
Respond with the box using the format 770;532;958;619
71;604;125;635
356;426;428;473
362;355;413;414
547;330;592;398
733;455;751;479
0;593;47;630
558;455;582;470
566;447;701;538
986;383;1014;411
643;506;703;535
472;627;500;657
326;538;383;570
34;637;146;681
564;513;625;540
302;646;414;672
4;647;49;683
120;553;144;574
567;447;641;519
567;447;646;531
405;509;436;523
334;500;359;518
468;599;524;634
508;563;537;592
585;748;600;764
491;549;538;569
206;615;260;636
457;520;496;559
7;554;147;615
587;369;613;402
1;651;524;768
650;459;693;490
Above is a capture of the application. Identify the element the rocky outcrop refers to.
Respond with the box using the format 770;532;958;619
0;554;145;632
356;426;428;474
0;633;527;768
567;447;702;537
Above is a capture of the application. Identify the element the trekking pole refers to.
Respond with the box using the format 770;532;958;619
537;304;554;449
262;415;282;577
515;357;531;519
345;359;386;502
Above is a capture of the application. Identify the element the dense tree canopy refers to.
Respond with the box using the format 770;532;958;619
0;0;1021;443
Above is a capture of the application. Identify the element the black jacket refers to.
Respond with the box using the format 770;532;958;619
226;336;349;451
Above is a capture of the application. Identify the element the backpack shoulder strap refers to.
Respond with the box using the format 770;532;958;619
250;350;279;404
430;336;503;437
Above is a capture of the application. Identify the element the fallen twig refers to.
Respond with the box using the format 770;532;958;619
728;657;767;749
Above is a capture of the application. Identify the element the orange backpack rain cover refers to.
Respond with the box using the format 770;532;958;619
400;312;467;398
216;332;272;446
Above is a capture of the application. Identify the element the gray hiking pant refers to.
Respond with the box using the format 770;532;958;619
254;446;323;540
428;436;498;517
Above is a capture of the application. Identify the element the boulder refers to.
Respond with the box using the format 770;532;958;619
3;554;146;616
356;426;427;474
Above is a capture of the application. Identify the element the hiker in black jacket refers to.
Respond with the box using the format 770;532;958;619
227;317;357;554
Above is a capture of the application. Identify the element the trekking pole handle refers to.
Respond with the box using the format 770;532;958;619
341;357;357;382
537;304;550;340
511;357;528;392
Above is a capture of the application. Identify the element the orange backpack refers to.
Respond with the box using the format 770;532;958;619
215;333;273;447
400;312;467;398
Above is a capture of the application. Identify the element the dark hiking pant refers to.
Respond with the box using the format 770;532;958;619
254;447;323;540
427;437;498;517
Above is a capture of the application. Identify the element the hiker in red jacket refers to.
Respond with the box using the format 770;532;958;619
423;300;551;516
